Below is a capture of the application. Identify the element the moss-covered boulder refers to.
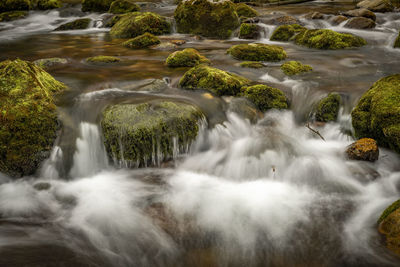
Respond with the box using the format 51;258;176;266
166;48;210;68
280;61;312;76
378;199;400;256
240;84;288;112
54;18;91;31
0;10;27;22
101;101;203;167
0;0;30;12
86;55;121;64
270;24;306;42
81;0;113;12
0;59;66;177
240;61;264;69
395;32;400;48
227;43;287;62
235;3;258;19
37;0;62;10
346;138;379;162
110;12;171;39
122;32;160;49
239;23;260;39
108;0;139;14
315;93;341;122
174;0;240;39
351;74;400;153
179;65;250;96
295;29;366;50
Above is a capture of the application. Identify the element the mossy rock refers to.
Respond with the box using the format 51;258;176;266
235;3;258;18
395;32;400;48
0;0;30;12
240;61;264;69
86;55;121;64
346;138;379;162
378;199;400;256
351;74;400;153
270;24;306;42
179;64;250;96
122;32;160;49
54;18;91;31
166;48;210;68
37;0;62;10
239;23;260;39
280;61;312;76
379;199;400;224
0;11;27;22
81;0;113;12
227;43;287;62
34;57;68;69
240;84;288;112
174;0;240;39
108;0;139;14
0;59;66;177
101;101;203;167
110;12;171;39
295;29;366;49
315;93;341;122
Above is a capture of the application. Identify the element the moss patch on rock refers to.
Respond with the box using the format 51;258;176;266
0;59;66;177
166;48;210;68
346;138;379;162
0;10;27;21
110;12;171;39
280;61;312;76
179;64;250;96
295;29;366;49
379;199;400;224
122;32;160;49
54;18;91;31
227;43;287;62
101;101;203;167
34;57;68;69
174;0;240;39
108;0;139;14
37;0;62;10
86;55;121;64
239;23;260;39
240;84;288;112
270;24;306;42
0;0;30;12
395;32;400;48
240;61;264;69
315;93;341;122
378;203;400;257
235;3;258;18
81;0;113;12
351;74;400;153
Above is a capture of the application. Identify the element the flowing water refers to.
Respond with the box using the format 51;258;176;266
1;1;400;266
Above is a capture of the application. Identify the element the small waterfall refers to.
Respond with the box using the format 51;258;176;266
40;146;63;180
69;122;109;178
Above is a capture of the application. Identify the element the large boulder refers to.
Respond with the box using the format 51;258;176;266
357;0;394;12
342;8;376;21
110;12;171;39
280;61;312;76
54;18;91;31
108;0;140;14
82;0;113;12
395;32;400;48
122;32;160;49
378;199;400;256
166;48;210;68
0;59;66;177
227;43;287;62
235;3;258;19
101;101;203;167
346;138;379;162
351;74;400;153
179;65;250;96
315;93;341;122
238;23;261;39
174;0;240;39
270;24;306;42
240;84;288;112
344;17;376;29
295;29;366;50
0;0;30;12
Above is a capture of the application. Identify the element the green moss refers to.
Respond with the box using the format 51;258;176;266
122;32;160;49
166;48;210;68
174;0;240;39
240;61;264;69
54;18;91;31
295;29;366;49
0;59;66;177
86;55;121;63
81;0;113;12
235;3;258;18
315;93;341;122
351;74;400;153
179;64;250;96
0;0;30;12
270;24;306;42
240;84;288;112
378;199;400;224
227;43;287;62
108;0;139;14
280;61;312;76
101;101;203;167
395;32;400;48
239;23;259;39
0;10;27;21
37;0;61;10
104;13;127;27
110;12;171;39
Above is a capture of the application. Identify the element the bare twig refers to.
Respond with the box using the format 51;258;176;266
305;123;326;141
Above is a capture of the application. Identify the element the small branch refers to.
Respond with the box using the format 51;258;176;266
305;123;326;141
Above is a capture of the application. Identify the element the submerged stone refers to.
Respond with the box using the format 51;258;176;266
108;0;140;14
378;199;400;256
235;3;258;19
54;18;91;31
0;0;30;12
315;93;341;122
122;32;160;49
166;48;210;68
351;74;400;154
0;59;66;177
280;61;312;76
86;55;121;64
82;0;113;12
227;43;287;62
101;101;203;167
239;23;260;39
240;84;288;112
0;10;27;22
239;61;264;69
270;24;306;42
179;65;250;96
346;138;379;162
174;0;240;39
34;57;68;69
